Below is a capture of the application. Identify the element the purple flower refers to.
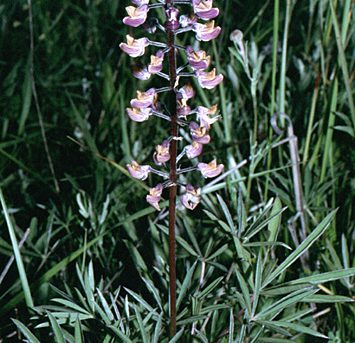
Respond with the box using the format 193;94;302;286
179;15;197;28
119;35;149;58
196;104;219;128
127;161;151;180
146;183;163;211
192;0;219;20
198;159;224;178
148;50;164;74
189;122;211;144
166;7;180;30
193;21;221;41
123;5;149;27
177;99;191;118
132;0;149;5
185;141;203;159
126;107;152;122
196;69;224;89
177;84;195;100
153;140;171;165
186;46;211;70
130;88;157;108
133;66;151;80
181;184;201;210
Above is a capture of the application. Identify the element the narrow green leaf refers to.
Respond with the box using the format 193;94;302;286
12;319;40;343
206;244;229;261
48;312;65;343
152;313;162;343
288;268;355;285
262;210;337;288
301;294;354;303
235;268;251;318
168;329;184;342
109;325;134;343
253;288;317;320
134;306;148;343
197;277;223;300
124;288;157;315
258;320;328;339
74;317;83;343
217;194;236;233
268;197;282;242
51;298;91;315
177;262;197;310
142;277;162;311
1;189;34;308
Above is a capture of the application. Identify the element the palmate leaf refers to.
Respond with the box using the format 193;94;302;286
262;210;337;288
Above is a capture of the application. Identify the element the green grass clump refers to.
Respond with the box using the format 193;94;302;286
0;0;354;341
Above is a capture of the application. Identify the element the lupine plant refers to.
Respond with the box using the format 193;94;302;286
120;0;224;335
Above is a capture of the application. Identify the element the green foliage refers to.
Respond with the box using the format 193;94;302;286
0;0;354;341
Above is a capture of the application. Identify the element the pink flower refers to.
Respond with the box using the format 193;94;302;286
177;84;195;100
130;88;157;108
198;159;224;178
148;50;164;74
166;7;180;30
196;105;219;128
189;122;211;144
123;5;149;27
193;21;221;41
153;140;170;165
146;183;163;211
177;99;191;118
127;161;151;180
132;0;149;5
185;141;203;159
192;0;219;20
126;107;152;122
196;69;223;89
186;46;211;70
133;66;151;80
179;15;197;28
119;35;149;58
181;185;201;210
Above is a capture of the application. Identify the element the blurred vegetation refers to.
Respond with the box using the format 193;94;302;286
0;0;354;341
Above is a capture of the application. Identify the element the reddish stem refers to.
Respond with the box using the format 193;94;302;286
166;0;178;337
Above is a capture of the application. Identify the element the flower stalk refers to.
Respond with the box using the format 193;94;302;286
120;0;223;336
